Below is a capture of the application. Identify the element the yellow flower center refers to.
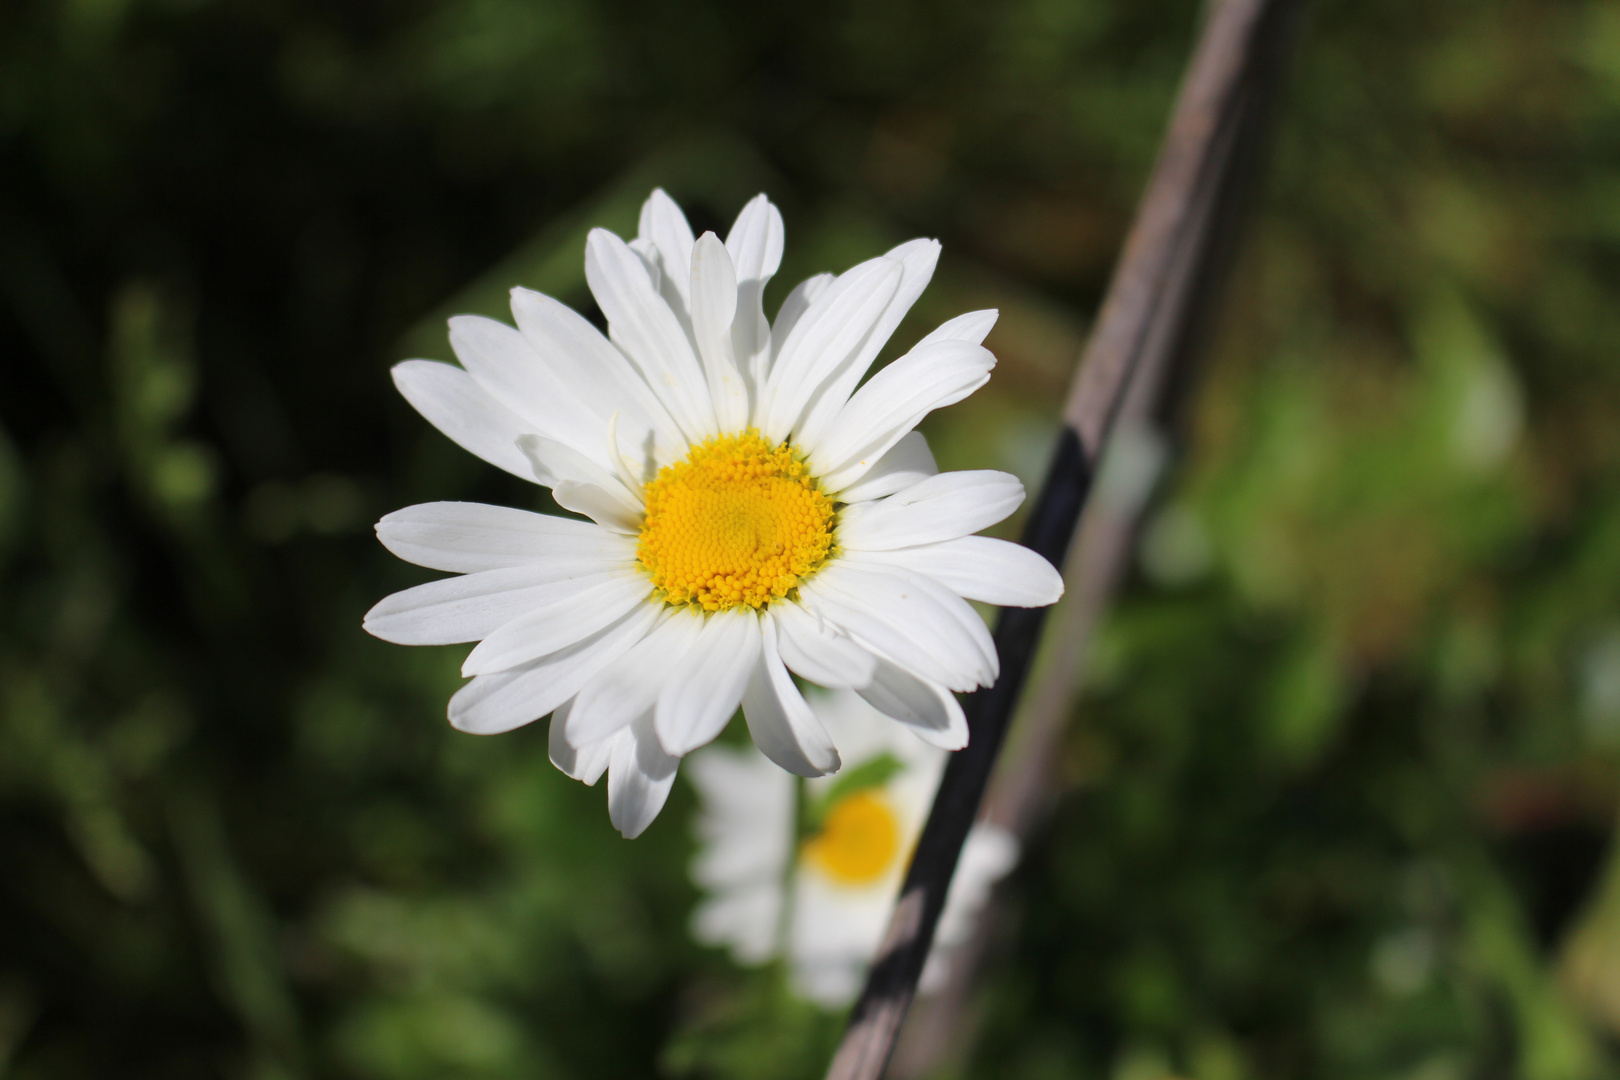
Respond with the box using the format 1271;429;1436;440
801;790;903;886
637;430;835;611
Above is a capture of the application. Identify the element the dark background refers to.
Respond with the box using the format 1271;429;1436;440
4;0;1620;1077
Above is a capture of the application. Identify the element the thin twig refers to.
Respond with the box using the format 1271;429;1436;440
823;2;1302;1077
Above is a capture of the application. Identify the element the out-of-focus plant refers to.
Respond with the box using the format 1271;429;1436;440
3;0;1620;1077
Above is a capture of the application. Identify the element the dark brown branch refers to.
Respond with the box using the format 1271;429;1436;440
823;3;1304;1078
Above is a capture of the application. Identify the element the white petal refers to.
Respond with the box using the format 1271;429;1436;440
655;608;761;756
391;360;535;480
516;435;644;534
628;236;663;292
917;308;999;347
789;956;866;1009
788;871;895;1006
856;656;969;750
812;339;996;491
771;600;878;689
376;502;634;574
688;744;796;887
585;228;716;439
837;471;1025;551
800;685;940;769
741;614;841;776
936;824;1019;948
509;287;685;471
854;536;1064;607
460;571;652;675
852;561;1001;684
799;564;994;691
515;435;635;500
691;885;784;965
637;188;696;309
363;560;633;646
607;713;680;838
829;431;938;503
450;603;660;735
689;232;749;431
725;194;785;383
553;481;642;535
447;315;605;465
548;701;615;785
793;239;941;451
566;610;702;747
762;258;902;443
769;273;835;365
725;194;785;283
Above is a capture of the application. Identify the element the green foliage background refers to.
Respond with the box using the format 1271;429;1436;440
4;0;1620;1077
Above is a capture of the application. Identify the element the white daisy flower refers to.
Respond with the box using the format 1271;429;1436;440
688;688;1019;1007
363;189;1064;837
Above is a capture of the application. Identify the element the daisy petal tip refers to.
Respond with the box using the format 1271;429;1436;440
584;226;622;259
764;742;841;780
546;735;576;773
1008;561;1064;607
1040;571;1066;606
608;752;677;839
616;818;652;841
459;637;512;677
444;312;480;336
448;709;531;737
359;600;407;645
387;358;442;396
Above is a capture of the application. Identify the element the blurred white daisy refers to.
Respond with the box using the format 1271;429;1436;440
364;189;1063;837
688;688;1018;1007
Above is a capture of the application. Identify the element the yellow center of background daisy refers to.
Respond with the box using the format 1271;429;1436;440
637;430;835;611
801;790;902;886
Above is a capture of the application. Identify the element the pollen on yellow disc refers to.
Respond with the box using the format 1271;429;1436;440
801;790;903;887
637;430;835;611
